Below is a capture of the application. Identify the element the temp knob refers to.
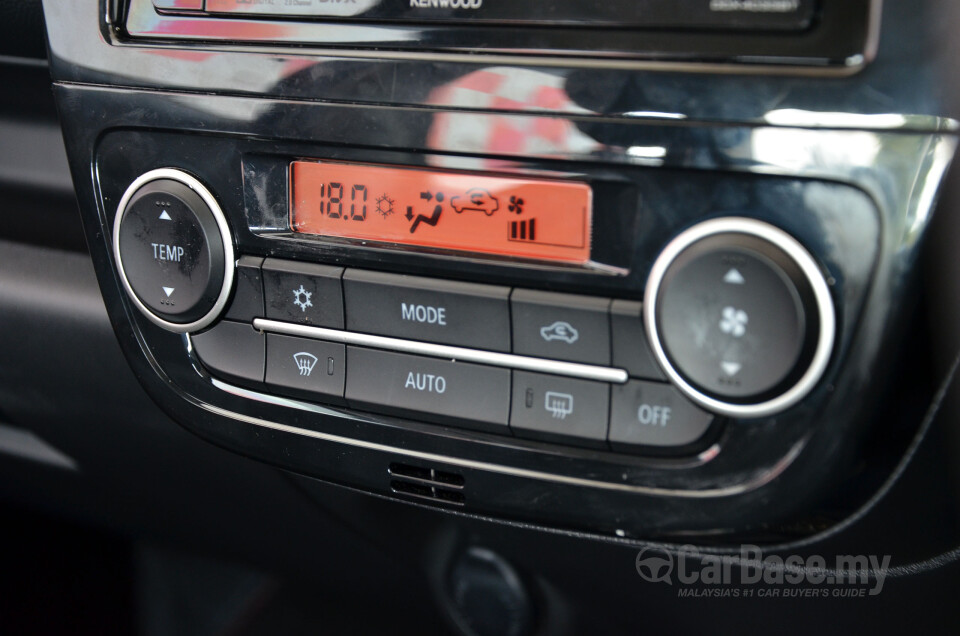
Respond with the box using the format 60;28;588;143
644;218;835;419
113;168;234;333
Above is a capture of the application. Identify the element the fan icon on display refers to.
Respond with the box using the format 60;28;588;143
293;352;318;377
719;306;749;338
508;195;524;214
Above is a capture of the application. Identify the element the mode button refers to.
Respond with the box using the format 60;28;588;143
343;270;511;351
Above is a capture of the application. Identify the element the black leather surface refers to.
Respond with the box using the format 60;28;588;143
0;0;45;59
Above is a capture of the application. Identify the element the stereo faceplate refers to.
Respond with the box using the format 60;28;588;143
124;0;879;73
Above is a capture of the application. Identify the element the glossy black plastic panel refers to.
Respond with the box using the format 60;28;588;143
45;0;959;539
125;0;874;72
46;1;960;123
190;0;817;31
64;110;896;535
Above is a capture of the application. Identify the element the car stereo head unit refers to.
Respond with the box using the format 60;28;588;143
125;0;880;73
169;0;818;31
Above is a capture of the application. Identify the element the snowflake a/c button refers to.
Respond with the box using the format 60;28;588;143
262;258;345;328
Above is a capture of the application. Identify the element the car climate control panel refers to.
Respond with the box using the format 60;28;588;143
112;167;836;457
50;0;954;535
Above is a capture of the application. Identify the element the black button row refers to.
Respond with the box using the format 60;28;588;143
192;325;713;449
193;254;716;451
223;257;668;378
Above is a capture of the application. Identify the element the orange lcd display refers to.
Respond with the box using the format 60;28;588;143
290;161;592;265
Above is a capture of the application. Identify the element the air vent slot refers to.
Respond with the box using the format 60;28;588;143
389;462;465;506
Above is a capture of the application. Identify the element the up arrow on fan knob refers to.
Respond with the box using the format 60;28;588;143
723;268;745;284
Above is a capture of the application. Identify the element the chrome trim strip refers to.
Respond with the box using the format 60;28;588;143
386;470;466;490
113;168;236;334
762;109;960;132
122;43;869;78
252;318;630;383
643;217;836;419
0;423;78;471
210;377;803;498
0;54;49;69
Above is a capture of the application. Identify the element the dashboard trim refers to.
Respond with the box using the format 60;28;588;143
251;318;630;383
48;74;956;531
121;0;881;76
208;376;802;499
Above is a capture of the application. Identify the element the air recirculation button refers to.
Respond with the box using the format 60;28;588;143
113;169;234;333
644;218;835;419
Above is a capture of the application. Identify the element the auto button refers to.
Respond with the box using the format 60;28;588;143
345;347;510;431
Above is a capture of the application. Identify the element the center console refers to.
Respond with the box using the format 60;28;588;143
45;0;958;539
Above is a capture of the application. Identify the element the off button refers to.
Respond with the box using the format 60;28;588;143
115;171;230;331
609;380;713;448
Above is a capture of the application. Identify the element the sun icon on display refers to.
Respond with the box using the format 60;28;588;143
376;194;395;218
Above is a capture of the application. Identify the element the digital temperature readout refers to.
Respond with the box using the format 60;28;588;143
290;161;592;264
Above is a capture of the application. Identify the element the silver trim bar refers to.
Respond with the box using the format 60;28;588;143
252;318;629;383
207;377;792;499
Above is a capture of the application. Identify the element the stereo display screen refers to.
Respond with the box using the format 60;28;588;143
290;160;592;265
